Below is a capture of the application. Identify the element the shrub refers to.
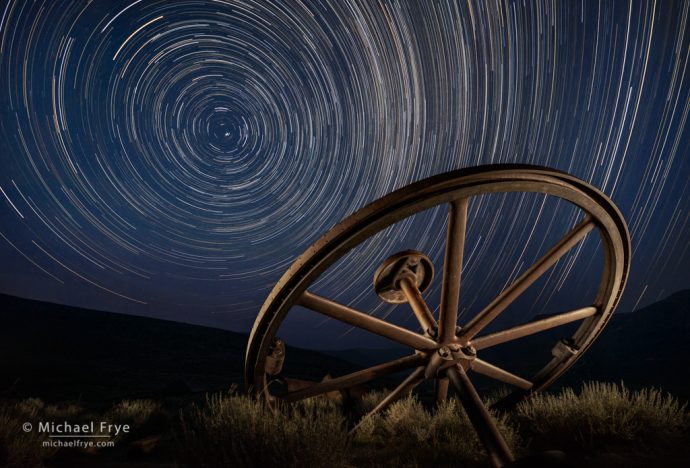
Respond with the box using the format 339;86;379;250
177;392;348;468
3;381;688;466
0;399;57;468
103;399;170;443
353;394;520;467
513;381;690;452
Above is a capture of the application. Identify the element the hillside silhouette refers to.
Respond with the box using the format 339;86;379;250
1;290;688;403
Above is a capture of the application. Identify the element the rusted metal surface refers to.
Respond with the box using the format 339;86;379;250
439;198;469;342
471;358;533;391
447;365;515;467
282;376;369;405
373;250;434;305
399;276;437;334
298;291;437;351
434;377;449;403
245;164;631;467
264;338;285;376
471;306;598;350
281;353;425;403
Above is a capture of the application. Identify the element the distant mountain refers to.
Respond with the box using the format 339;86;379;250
0;294;356;403
1;290;688;404
563;289;690;397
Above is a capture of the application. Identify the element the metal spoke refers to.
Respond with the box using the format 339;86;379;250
471;306;598;350
399;276;437;333
351;366;426;434
447;365;514;467
298;291;437;350
459;216;595;342
439;198;469;341
435;377;449;403
471;359;533;391
281;354;425;403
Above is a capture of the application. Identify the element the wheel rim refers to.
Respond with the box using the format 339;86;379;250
245;164;631;413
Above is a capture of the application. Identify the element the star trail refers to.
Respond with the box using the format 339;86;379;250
0;0;688;347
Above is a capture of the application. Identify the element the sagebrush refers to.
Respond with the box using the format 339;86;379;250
177;392;348;468
1;381;688;467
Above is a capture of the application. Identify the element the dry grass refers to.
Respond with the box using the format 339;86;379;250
177;391;349;468
103;399;170;443
513;381;690;453
175;383;690;466
352;394;520;467
2;382;688;467
0;399;60;468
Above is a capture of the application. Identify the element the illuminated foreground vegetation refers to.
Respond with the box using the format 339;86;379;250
1;382;689;467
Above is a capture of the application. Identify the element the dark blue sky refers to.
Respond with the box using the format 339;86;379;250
0;0;688;348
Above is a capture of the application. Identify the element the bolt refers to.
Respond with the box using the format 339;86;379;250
461;346;476;357
438;346;451;358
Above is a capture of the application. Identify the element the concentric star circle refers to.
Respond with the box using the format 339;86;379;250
0;1;688;339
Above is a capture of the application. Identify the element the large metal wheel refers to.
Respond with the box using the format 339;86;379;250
245;164;630;467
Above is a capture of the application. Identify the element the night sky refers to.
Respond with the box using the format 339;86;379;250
0;0;688;349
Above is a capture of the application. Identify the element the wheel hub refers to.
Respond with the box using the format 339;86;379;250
373;250;434;304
